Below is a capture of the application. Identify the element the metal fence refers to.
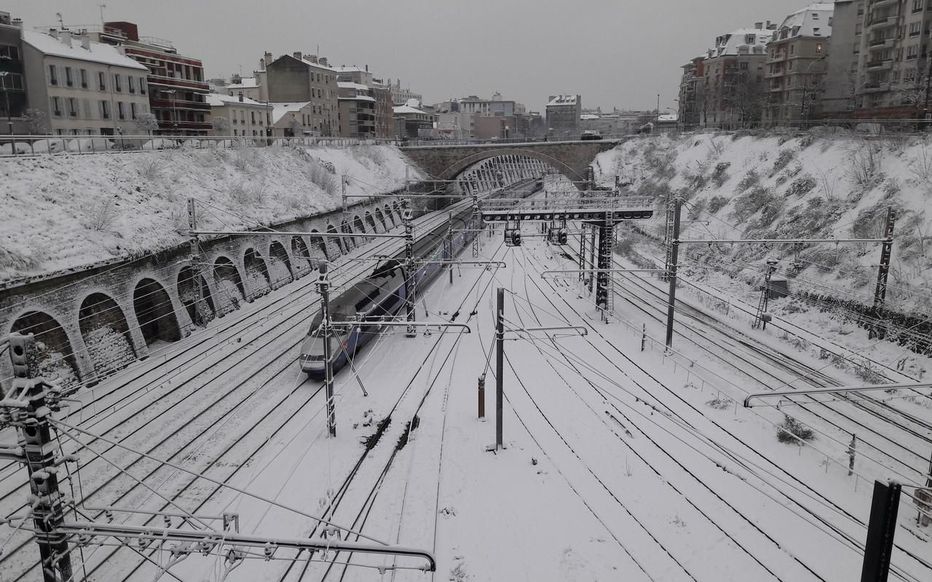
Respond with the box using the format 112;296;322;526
0;134;400;157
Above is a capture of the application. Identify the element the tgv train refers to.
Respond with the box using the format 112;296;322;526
299;206;475;380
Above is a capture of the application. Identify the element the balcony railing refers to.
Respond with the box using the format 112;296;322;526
866;59;894;70
150;98;211;112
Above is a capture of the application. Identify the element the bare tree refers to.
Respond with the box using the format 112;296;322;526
134;112;159;135
23;108;48;134
212;115;230;135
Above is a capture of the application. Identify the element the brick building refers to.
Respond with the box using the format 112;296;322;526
92;21;210;135
0;11;27;134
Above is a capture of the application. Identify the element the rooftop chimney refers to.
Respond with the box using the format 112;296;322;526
755;22;763;30
12;18;23;29
238;92;244;102
319;57;328;67
293;51;303;60
81;34;90;50
307;54;318;64
263;51;272;68
365;64;369;72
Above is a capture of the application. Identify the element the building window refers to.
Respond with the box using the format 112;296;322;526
131;102;137;119
0;44;20;60
913;0;924;12
98;71;106;91
907;44;920;59
68;97;78;117
80;68;88;88
129;76;136;94
65;66;73;87
118;101;125;120
910;22;922;36
251;111;256;124
49;64;58;86
114;74;122;92
139;78;146;95
51;96;62;116
100;100;110;119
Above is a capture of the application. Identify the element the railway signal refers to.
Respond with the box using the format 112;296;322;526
316;262;337;438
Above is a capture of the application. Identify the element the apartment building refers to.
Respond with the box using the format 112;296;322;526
764;3;834;125
678;56;706;130
265;53;339;136
545;95;581;139
699;23;775;128
386;79;422;106
337;81;376;138
334;65;394;138
270;102;317;138
852;0;932;117
0;11;28;134
206;92;271;137
822;0;863;115
21;29;150;135
90;21;210;135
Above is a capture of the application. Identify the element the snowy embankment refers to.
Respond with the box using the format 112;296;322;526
593;133;932;314
0;145;422;283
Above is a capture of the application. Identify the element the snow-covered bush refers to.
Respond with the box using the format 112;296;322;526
771;149;796;177
732;185;776;223
776;415;814;444
710;162;730;188
737;169;761;193
707;196;729;215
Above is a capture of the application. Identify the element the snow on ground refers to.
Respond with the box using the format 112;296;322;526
593;133;932;314
0;145;421;283
3;199;928;581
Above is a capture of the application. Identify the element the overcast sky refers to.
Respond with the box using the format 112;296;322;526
9;0;813;111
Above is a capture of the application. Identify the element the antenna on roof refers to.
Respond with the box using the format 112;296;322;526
55;12;65;29
98;3;107;25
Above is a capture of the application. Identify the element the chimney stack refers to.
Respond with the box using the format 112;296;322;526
293;51;303;60
238;92;244;102
12;18;22;28
319;57;328;66
754;22;763;30
81;34;90;50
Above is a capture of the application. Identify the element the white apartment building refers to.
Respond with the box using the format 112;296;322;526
206;92;271;137
22;29;150;135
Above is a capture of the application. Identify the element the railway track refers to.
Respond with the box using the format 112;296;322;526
0;196;492;581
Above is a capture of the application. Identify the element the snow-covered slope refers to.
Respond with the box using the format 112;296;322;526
0;145;422;283
594;133;932;314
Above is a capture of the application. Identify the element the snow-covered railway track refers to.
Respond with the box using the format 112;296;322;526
564;235;930;480
521;242;932;582
0;202;474;581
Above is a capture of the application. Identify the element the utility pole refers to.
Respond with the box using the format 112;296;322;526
403;199;416;338
665;198;682;348
587;226;596;294
5;334;74;582
495;287;504;450
753;259;778;330
861;480;901;582
873;207;896;310
579;223;587;283
316;263;336;437
595;218;615;313
447;211;454;284
187;198;203;327
663;191;676;281
472;179;481;258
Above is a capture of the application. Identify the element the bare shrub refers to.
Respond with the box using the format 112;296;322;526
711;162;730;187
687;198;707;220
229;183;265;206
732;186;776;222
908;142;932;182
309;163;338;196
707;138;726;158
737;169;760;193
786;175;817;197
708;195;729;214
848;141;883;189
771;149;796;177
81;197;119;231
139;157;162;181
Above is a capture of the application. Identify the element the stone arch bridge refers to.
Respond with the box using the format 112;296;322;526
400;140;621;183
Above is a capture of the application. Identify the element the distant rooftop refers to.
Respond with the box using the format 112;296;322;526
547;95;579;107
206;92;267;107
22;29;148;70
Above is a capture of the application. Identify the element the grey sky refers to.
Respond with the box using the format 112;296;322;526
10;0;812;112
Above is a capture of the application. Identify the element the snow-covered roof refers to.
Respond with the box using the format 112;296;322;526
270;101;311;124
547;95;578;107
772;3;834;41
710;27;774;57
23;30;148;70
333;65;365;73
657;113;679;122
394;104;428;115
580;114;600;120
206;92;267;107
340;95;376;102
338;81;371;91
227;77;259;89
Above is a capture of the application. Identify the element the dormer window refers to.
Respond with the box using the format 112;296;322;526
745;34;756;44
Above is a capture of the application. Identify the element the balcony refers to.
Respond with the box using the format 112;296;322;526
870;0;898;8
868;15;898;29
861;82;890;93
145;74;209;92
868;37;895;48
150;98;211;112
866;59;895;70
